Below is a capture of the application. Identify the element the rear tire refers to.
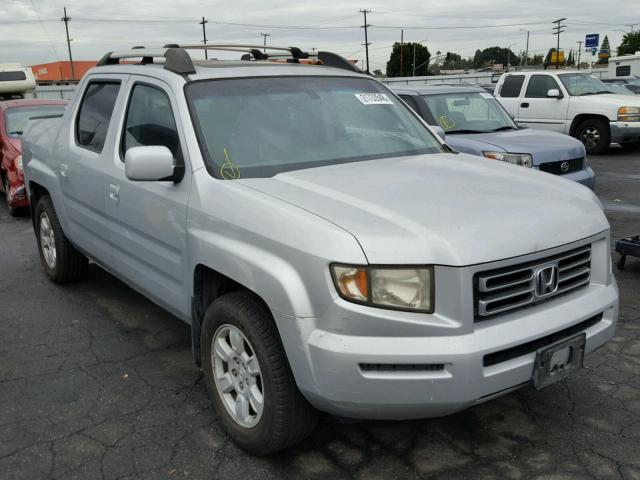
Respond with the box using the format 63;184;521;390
35;195;88;283
201;291;318;455
574;118;610;155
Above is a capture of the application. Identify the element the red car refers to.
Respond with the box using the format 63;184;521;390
0;99;68;215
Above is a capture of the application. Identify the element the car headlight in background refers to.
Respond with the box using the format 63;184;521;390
14;155;23;172
618;106;640;122
330;264;434;313
483;152;533;168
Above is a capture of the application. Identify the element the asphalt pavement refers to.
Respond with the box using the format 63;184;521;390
1;148;639;480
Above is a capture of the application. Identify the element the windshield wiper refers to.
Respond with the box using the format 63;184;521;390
8;131;23;136
580;91;611;96
490;126;518;132
446;129;488;134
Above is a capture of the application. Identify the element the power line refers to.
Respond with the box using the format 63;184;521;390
359;9;371;74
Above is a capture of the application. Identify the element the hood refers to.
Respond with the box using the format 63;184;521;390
445;128;585;165
239;153;608;266
571;93;640;109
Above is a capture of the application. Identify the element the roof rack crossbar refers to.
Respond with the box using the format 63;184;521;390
95;44;362;75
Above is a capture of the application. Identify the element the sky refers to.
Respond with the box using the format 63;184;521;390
0;0;637;72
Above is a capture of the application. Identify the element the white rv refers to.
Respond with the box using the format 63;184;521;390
0;63;36;100
606;52;640;79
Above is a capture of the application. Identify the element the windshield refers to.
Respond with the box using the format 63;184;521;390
558;73;610;96
422;91;517;134
5;105;66;136
185;76;443;178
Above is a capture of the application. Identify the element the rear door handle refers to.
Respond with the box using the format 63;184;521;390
520;102;530;108
109;183;120;206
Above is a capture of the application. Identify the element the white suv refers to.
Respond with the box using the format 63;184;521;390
495;71;640;154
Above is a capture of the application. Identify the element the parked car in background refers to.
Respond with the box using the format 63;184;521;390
605;83;637;96
1;99;67;215
392;85;595;189
602;78;640;95
23;45;618;454
495;71;640;154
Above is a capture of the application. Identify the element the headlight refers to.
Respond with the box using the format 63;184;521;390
482;152;533;168
330;264;434;313
14;155;23;172
618;106;640;122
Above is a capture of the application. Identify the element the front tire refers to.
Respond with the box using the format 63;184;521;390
201;291;318;455
574;118;610;155
35;195;88;283
2;175;19;217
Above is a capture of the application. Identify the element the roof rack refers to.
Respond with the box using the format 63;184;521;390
96;44;362;75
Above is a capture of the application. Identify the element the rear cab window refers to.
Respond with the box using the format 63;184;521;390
499;75;525;98
75;81;121;153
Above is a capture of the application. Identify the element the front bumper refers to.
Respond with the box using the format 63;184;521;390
610;121;640;144
275;234;618;420
560;166;595;190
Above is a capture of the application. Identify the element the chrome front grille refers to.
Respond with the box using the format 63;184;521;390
474;245;591;320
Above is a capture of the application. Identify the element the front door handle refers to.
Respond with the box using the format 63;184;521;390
520;102;530;108
109;183;120;206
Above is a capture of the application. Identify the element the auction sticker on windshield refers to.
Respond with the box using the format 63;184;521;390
355;93;394;105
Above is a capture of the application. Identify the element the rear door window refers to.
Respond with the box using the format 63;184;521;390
499;75;525;98
525;75;561;98
76;82;120;153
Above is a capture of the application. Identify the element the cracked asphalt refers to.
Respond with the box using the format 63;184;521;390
1;148;639;480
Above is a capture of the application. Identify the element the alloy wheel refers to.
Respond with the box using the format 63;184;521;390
39;213;57;269
580;127;600;150
211;324;264;428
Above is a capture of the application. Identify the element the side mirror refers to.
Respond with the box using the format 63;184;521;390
547;88;562;99
432;125;446;141
125;146;175;181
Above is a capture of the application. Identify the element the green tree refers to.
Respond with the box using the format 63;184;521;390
443;52;462;69
598;35;611;63
386;42;431;77
617;31;640;56
473;49;484;69
531;54;544;65
476;46;521;68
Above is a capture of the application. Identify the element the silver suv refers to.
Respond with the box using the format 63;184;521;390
22;45;619;454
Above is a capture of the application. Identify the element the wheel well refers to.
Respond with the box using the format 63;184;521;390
191;264;269;366
28;182;49;229
569;114;610;136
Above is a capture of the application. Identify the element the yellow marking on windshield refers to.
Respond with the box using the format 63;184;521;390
220;148;241;180
439;115;456;131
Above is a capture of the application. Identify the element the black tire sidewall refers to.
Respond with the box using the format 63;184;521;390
200;294;284;454
577;119;610;154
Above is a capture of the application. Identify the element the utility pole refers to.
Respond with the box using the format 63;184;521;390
412;42;416;76
200;17;209;59
576;40;582;70
359;9;371;75
260;32;271;53
399;29;404;76
520;29;530;66
552;17;567;70
61;7;75;81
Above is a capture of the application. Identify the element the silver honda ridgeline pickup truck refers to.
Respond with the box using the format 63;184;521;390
23;45;618;455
